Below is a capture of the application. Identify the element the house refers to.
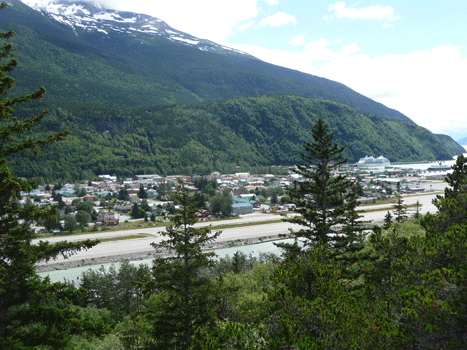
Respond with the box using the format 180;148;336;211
97;211;119;226
232;196;261;209
115;204;132;212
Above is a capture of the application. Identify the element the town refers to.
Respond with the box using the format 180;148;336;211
23;160;449;235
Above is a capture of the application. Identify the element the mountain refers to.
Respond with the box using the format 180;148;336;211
3;0;411;120
0;1;462;181
434;134;465;157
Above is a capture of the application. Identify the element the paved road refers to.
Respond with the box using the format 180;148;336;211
35;185;445;267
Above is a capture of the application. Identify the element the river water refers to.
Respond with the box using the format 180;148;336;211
38;239;292;284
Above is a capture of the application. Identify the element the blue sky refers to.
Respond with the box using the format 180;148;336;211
25;1;467;139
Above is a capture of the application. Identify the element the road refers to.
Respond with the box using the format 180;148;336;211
34;187;444;268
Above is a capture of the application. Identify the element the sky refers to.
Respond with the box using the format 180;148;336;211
25;1;467;139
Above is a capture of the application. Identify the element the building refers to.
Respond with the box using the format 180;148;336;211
96;211;119;226
232;203;253;215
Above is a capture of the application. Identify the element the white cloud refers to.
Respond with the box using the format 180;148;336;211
238;20;254;32
143;0;259;42
230;41;466;132
341;43;360;54
262;0;279;5
288;35;305;46
327;1;400;21
260;12;297;27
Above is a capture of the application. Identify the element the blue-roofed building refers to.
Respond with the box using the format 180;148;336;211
232;203;253;215
232;196;261;209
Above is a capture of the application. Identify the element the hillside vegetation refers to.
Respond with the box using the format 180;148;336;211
9;95;454;181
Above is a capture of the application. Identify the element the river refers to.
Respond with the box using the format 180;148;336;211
38;239;292;284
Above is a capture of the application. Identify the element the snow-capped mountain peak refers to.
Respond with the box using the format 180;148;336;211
18;0;249;56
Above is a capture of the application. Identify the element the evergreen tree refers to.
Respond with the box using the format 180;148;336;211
146;178;221;349
413;200;422;220
0;9;99;347
383;211;393;230
393;182;408;223
138;184;148;199
130;202;145;219
141;198;151;212
422;154;467;233
118;186;129;201
333;183;368;267
284;117;357;249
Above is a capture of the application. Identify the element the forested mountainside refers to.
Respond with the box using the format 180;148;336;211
8;95;455;182
435;134;466;157
2;0;410;121
1;0;463;182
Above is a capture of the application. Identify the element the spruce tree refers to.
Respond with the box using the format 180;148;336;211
393;182;408;223
146;178;221;349
284;117;360;249
0;7;99;348
422;154;467;232
138;184;148;198
383;211;393;230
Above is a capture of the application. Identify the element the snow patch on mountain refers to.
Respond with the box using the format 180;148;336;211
18;0;250;57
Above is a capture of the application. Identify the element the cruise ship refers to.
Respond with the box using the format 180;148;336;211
357;155;391;168
427;162;451;171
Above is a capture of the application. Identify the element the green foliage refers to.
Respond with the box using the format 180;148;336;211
63;214;78;233
210;188;233;217
4;95;455;181
146;179;221;349
217;261;276;323
383;211;393;230
117;187;129;201
435;133;466;156
284;117;364;255
130;203;145;219
393;182;408;223
138;184;147;199
75;210;91;226
79;261;152;320
0;12;99;348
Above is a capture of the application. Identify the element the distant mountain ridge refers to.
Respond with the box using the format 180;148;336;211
3;0;411;121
